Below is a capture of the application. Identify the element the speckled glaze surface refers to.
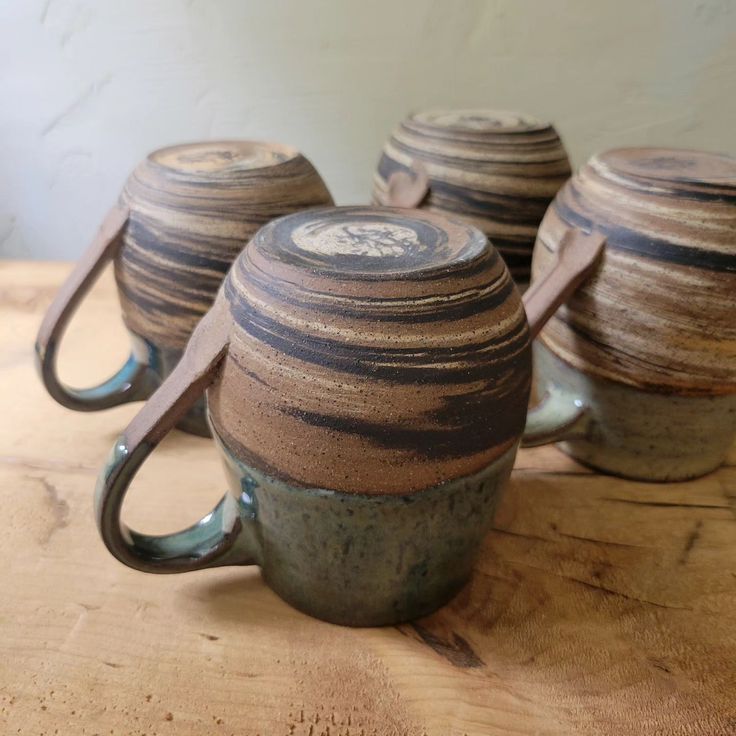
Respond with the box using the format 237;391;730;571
207;205;532;494
116;141;333;351
528;147;736;479
373;109;571;282
530;343;736;481
216;429;517;626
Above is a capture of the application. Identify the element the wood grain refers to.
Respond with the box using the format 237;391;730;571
208;206;530;494
373;109;571;283
2;261;736;735
532;147;736;395
116;140;334;349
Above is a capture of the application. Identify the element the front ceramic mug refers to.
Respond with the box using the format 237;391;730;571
95;206;603;626
35;140;333;435
524;147;736;480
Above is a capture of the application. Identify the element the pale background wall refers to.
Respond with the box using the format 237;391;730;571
1;0;734;260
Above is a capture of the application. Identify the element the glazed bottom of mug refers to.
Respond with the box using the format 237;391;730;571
534;342;736;481
214;429;518;626
130;332;210;437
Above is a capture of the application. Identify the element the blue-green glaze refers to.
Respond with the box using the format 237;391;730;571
35;324;209;436
213;430;517;626
96;420;518;626
525;342;736;480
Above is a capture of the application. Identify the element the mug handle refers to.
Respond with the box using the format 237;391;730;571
384;159;430;208
35;203;159;411
95;302;257;573
521;227;606;447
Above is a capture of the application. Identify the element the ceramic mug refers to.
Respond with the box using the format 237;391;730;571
95;206;604;626
523;147;736;480
373;109;572;283
36;140;333;435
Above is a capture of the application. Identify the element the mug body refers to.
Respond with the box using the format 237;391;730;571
533;342;736;480
216;427;517;626
373;109;571;283
531;147;736;479
114;141;333;435
207;206;532;622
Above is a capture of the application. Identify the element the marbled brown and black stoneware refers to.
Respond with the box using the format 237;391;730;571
36;140;333;435
96;206;537;626
373;109;571;283
526;147;736;480
115;141;333;351
209;206;532;494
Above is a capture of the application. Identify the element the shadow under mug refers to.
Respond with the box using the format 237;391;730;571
35;141;333;436
94;204;605;627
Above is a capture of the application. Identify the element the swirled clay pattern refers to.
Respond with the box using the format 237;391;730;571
372;109;571;282
114;141;333;348
532;147;736;395
207;206;531;495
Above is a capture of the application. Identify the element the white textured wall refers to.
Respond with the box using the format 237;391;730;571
1;0;735;259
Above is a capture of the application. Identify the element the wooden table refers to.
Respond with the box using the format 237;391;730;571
1;261;735;736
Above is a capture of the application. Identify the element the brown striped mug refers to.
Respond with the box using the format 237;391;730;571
94;206;603;626
373;109;572;283
523;147;736;481
35;140;333;435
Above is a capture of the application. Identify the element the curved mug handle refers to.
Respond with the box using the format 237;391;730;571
521;227;606;447
384;159;430;208
35;203;159;411
95;302;257;572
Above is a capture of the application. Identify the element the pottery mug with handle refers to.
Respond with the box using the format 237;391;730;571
35;140;333;436
524;147;736;481
373;109;572;284
95;205;604;626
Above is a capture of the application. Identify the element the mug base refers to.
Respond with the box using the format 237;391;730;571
216;432;518;627
264;568;471;628
534;342;736;482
